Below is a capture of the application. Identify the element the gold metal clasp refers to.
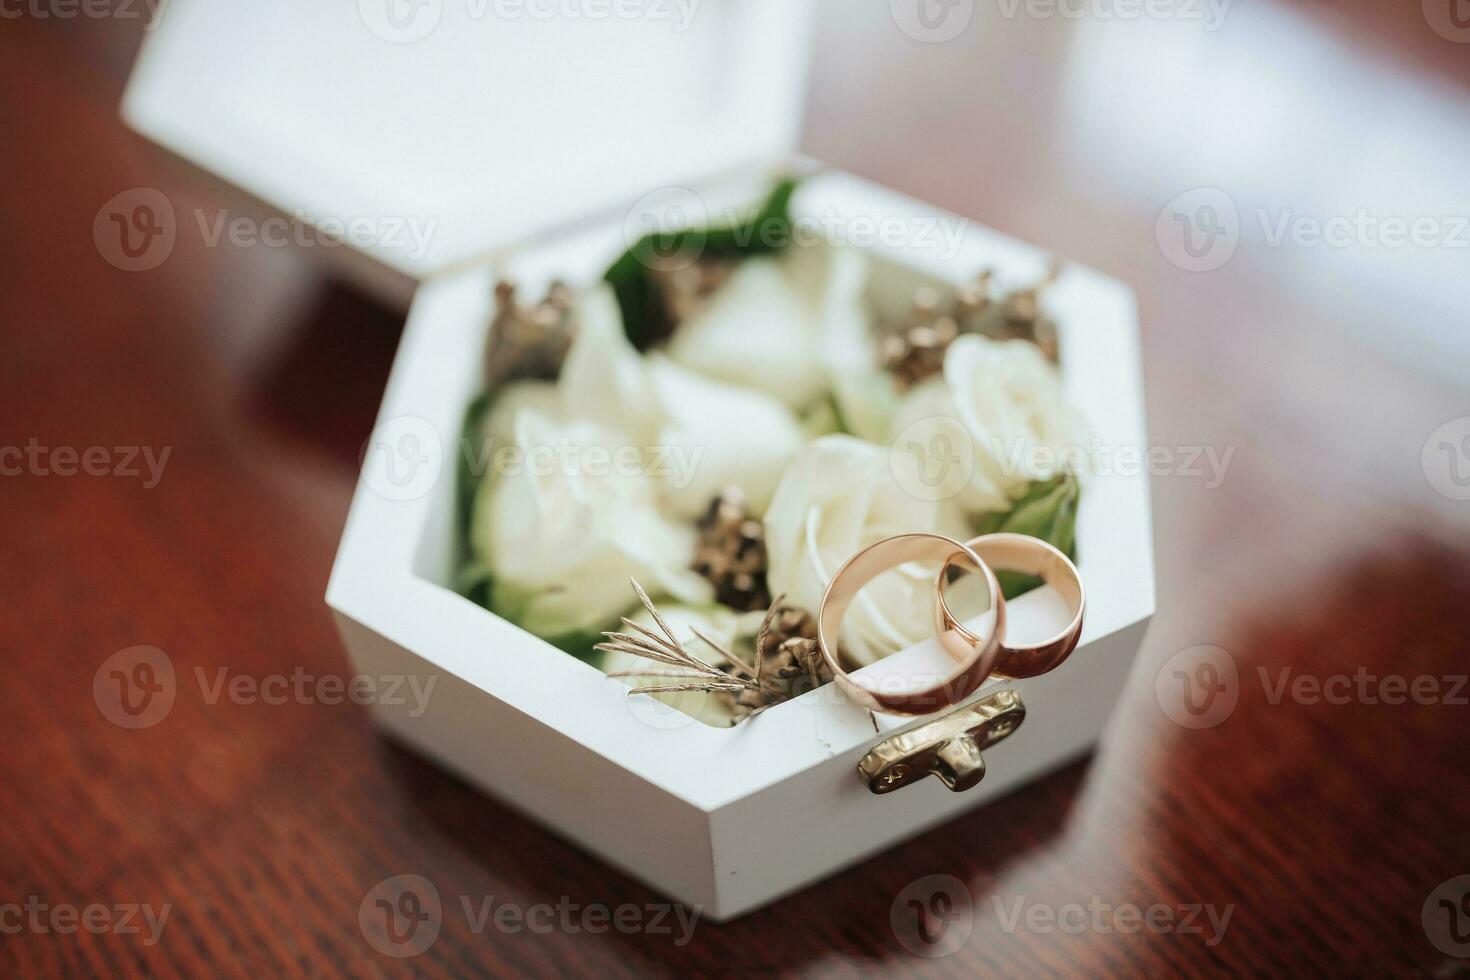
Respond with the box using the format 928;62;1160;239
857;690;1026;794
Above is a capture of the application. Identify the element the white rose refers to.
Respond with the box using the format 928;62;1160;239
794;244;899;443
468;282;807;639
559;284;802;518
470;408;712;639
762;435;967;667
665;257;816;409
892;334;1084;514
558;285;664;445
646;354;803;518
483;285;802;512
479;378;559;446
666;245;874;414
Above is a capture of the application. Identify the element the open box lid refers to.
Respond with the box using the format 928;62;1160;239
122;0;814;286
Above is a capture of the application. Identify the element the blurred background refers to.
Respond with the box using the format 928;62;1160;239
4;0;1469;975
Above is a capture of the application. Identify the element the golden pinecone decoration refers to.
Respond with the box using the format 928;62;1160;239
483;279;577;389
758;605;817;675
996;282;1060;361
759;605;831;690
981;260;1061;360
729;686;768;718
973;261;1062;360
951;269;996;332
880;263;1063;388
722;603;830;720
880;287;961;391
691;489;770;613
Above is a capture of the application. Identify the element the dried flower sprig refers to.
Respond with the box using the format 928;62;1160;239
596;579;822;721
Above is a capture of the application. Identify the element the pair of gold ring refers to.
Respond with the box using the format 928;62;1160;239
816;532;1085;716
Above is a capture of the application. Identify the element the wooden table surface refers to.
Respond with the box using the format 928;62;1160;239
5;5;1470;977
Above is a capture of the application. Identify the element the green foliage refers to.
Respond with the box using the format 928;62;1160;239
454;390;501;614
974;473;1081;599
455;388;495;562
605;177;801;350
456;556;610;665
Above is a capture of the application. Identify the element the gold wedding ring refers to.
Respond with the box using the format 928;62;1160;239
818;533;1006;716
934;532;1085;679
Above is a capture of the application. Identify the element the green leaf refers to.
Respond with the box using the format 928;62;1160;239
458;568;604;666
454;561;494;609
453;388;499;609
455;389;495;554
799;393;843;439
978;474;1081;599
605;177;801;350
482;576;625;667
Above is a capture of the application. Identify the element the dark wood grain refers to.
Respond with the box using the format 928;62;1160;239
4;6;1470;977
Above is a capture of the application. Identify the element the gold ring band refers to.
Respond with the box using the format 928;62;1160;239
934;532;1085;679
818;532;1006;715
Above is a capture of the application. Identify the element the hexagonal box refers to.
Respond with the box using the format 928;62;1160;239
326;170;1154;920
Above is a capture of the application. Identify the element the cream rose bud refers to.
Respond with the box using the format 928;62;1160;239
665;245;872;413
665;257;821;409
600;604;741;728
944;334;1085;498
893;334;1085;514
888;379;1010;515
795;244;900;444
552;282;803;518
763;435;968;667
478;379;560;447
470;409;712;640
646;354;803;519
558;284;663;446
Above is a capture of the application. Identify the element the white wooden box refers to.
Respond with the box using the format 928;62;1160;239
122;0;1154;920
